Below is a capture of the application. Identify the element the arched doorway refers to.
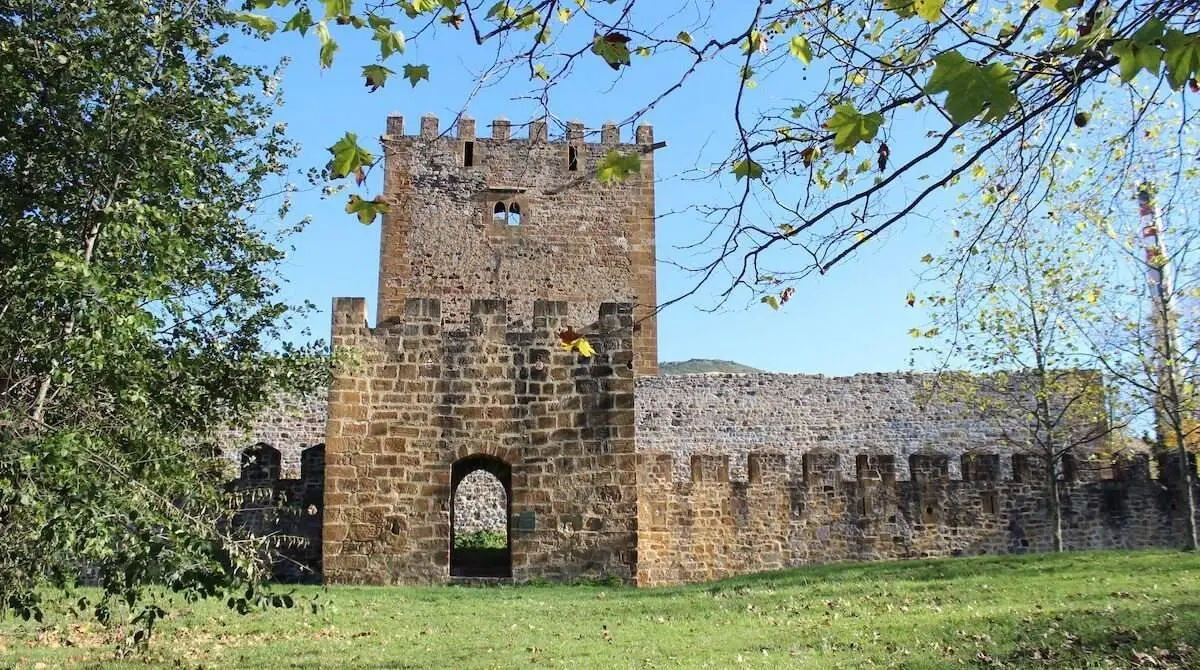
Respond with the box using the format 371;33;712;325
450;455;512;578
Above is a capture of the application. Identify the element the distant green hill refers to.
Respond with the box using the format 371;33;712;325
658;359;762;375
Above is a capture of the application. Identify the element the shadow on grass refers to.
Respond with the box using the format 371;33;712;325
954;599;1200;669
659;549;1197;595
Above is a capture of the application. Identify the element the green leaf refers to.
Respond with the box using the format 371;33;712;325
1039;0;1081;11
924;50;1016;124
789;35;812;65
283;7;313;35
824;103;883;152
732;157;765;180
402;63;430;87
362;65;393;91
761;295;780;310
1132;17;1166;44
405;0;438;15
534;63;550;80
1163;30;1200;91
884;0;916;18
1112;39;1162;83
486;1;517;21
914;0;944;22
234;13;277;34
596;150;641;183
346;194;389;224
315;21;338;69
367;14;394;28
591;34;632;69
328;133;375;179
374;26;406;59
322;0;352;19
677;31;693;45
513;9;541;30
557;7;571;22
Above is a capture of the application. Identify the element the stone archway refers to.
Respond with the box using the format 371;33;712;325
450;455;512;578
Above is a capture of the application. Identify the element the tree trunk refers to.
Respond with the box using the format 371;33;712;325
1172;427;1199;550
1048;461;1064;552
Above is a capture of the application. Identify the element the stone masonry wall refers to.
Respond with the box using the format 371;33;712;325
376;115;658;375
226;443;325;583
634;372;1075;482
216;393;327;478
636;450;1200;586
453;470;507;534
322;296;639;584
222;369;1104;552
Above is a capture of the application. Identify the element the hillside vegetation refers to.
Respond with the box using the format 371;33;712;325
659;359;762;375
2;550;1197;668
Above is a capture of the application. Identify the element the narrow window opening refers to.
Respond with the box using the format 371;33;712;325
493;201;507;224
506;202;521;226
982;492;998;516
463;141;475;167
568;145;579;171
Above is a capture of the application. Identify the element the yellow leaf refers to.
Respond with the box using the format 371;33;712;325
560;337;596;358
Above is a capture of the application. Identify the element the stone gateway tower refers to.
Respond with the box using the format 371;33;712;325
322;115;659;584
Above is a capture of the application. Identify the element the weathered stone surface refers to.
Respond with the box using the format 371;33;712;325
375;115;658;376
634;372;1023;482
454;470;507;534
322;297;639;584
216;393;326;478
635;450;1200;586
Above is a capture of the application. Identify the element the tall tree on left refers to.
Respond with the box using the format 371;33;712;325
0;0;324;631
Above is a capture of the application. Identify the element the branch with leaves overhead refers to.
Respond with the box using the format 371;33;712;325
236;0;1200;312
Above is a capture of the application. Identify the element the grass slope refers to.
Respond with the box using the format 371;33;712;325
2;550;1198;669
659;359;762;375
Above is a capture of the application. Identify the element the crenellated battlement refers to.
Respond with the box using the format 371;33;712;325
332;296;635;348
637;450;1172;489
374;113;659;374
226;443;325;583
384;113;655;147
636;448;1199;586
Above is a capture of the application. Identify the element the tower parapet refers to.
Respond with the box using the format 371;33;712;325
376;114;658;374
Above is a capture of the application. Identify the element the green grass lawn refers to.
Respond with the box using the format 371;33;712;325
2;549;1198;669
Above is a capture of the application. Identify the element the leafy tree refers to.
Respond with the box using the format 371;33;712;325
915;220;1115;551
238;0;1200;306
0;0;323;631
1063;172;1200;550
1102;189;1200;549
922;92;1200;549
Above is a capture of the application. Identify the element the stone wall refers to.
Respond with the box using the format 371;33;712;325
634;372;1077;482
322;296;639;584
636;450;1200;586
226;443;324;583
216;393;327;478
453;470;507;534
376;114;658;375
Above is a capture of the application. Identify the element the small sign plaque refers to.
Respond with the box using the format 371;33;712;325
514;510;535;532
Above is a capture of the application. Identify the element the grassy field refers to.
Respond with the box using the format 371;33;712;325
2;549;1198;669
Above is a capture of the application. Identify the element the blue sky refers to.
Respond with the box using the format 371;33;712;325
229;8;952;375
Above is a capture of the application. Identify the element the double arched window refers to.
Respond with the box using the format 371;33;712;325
492;201;522;226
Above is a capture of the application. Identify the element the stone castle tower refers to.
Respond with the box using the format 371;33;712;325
322;114;660;583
